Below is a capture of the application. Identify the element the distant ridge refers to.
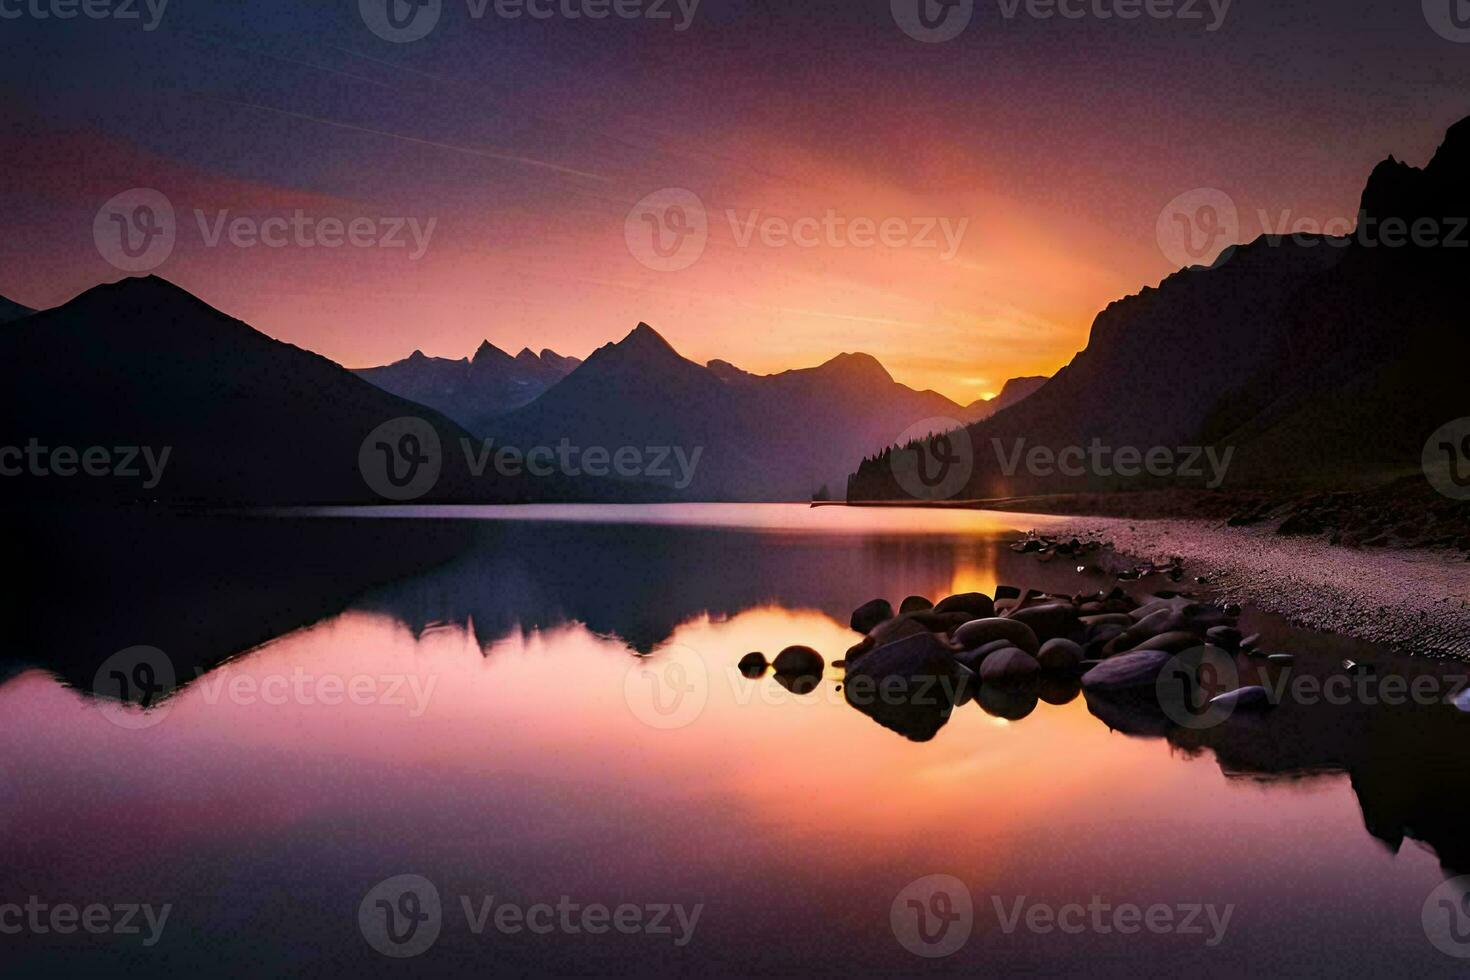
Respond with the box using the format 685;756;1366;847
486;323;1046;500
356;337;581;430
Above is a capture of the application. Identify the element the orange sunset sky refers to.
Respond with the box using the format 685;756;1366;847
1;2;1466;402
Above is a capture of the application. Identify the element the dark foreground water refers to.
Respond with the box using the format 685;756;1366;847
4;504;1470;977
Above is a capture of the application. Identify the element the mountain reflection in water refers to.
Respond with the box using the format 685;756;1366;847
3;505;1470;977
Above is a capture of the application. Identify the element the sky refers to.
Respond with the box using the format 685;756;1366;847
1;0;1468;402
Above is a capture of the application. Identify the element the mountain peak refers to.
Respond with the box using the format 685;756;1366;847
819;351;893;384
613;322;682;359
626;321;670;345
473;339;513;366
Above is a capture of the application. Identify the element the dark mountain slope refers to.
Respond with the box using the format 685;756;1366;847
849;114;1470;500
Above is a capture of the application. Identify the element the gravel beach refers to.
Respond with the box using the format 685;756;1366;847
1042;516;1470;658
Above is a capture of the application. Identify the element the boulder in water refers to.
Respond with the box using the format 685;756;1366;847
979;648;1042;683
850;598;893;634
1081;650;1172;693
954;617;1040;655
773;645;825;678
1037;638;1084;672
738;652;768;677
934;592;996;619
1009;603;1083;643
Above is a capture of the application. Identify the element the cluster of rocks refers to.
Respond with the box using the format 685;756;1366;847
1012;531;1226;586
739;584;1273;740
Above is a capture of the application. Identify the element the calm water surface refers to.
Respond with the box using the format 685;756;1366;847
3;504;1469;977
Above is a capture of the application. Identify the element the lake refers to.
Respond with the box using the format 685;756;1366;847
3;504;1470;977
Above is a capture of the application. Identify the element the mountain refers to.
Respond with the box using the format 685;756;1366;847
0;276;615;505
848;113;1470;501
354;339;580;430
0;292;34;322
487;325;1026;500
963;376;1049;421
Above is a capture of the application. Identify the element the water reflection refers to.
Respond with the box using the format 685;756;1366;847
3;505;1470;975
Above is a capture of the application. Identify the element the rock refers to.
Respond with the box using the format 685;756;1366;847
773;672;819;695
1132;631;1206;654
899;595;933;614
956;639;1015;672
1008;603;1082;643
933;592;995;619
850;598;893;634
1267;653;1296;666
1037;638;1084;672
1109;608;1190;653
844;632;959;742
737;652;768;677
773;645;825;677
994;585;1022;600
1038;674;1082;706
1240;633;1261;652
1209;686;1273;712
907;610;972;635
952;662;977;707
1084;623;1127;652
1081;650;1173;693
979;648;1042;683
1223;603;1242;617
845;635;876;662
954;617;1040;655
977;681;1039;720
869;615;931;647
1080;613;1134;629
1206;626;1242;651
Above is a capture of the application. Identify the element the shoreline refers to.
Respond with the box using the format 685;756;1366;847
1029;516;1470;659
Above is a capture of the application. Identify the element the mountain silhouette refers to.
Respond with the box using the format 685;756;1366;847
0;292;34;322
0;276;546;504
483;323;1041;500
849;113;1470;500
355;338;580;430
963;375;1049;421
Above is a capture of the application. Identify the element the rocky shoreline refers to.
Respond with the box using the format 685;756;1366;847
739;586;1265;741
1022;519;1470;659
